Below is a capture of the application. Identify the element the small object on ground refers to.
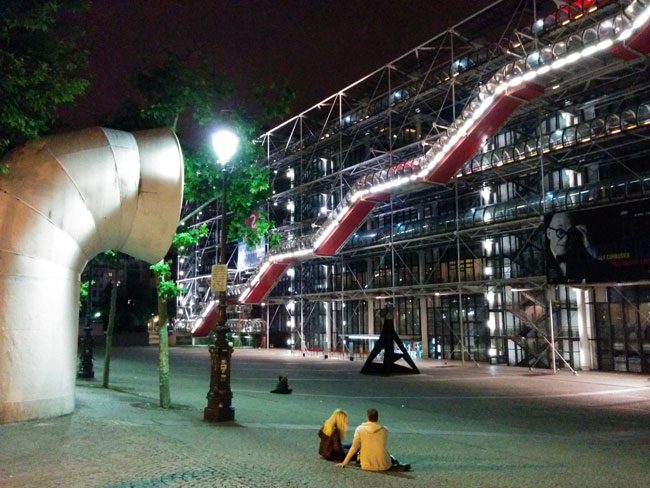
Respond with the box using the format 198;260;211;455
270;375;292;394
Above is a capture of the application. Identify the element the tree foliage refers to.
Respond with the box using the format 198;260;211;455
150;260;181;302
182;141;272;246
150;224;208;302
172;223;209;253
79;279;94;309
133;52;233;131
79;250;119;312
0;1;89;156
254;80;296;124
122;53;285;247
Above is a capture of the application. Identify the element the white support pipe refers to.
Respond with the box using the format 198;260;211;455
575;287;595;371
547;287;557;374
0;127;184;423
325;300;332;353
367;298;375;336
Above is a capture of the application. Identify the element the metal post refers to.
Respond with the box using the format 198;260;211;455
266;304;270;349
204;170;235;422
78;267;95;379
300;294;304;354
325;300;332;354
455;180;466;365
548;287;557;374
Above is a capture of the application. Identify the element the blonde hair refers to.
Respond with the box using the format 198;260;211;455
321;409;348;441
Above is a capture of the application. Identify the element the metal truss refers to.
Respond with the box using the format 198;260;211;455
177;1;650;370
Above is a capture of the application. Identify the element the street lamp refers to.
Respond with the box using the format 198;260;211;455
212;128;239;165
204;126;239;423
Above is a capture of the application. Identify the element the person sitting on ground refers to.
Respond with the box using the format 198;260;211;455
336;408;410;472
318;408;349;462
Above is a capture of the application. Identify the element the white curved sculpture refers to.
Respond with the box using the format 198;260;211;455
0;127;184;423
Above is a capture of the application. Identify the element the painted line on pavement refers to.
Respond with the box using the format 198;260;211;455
234;385;650;400
237;422;648;439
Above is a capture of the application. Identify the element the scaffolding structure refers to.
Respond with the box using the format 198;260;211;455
178;0;650;373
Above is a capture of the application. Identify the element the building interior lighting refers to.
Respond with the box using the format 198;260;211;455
481;186;492;204
483;238;494;253
239;2;650;302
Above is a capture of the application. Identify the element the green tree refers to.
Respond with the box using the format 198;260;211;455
100;251;120;389
149;260;177;409
113;52;294;408
78;250;122;389
182;119;273;247
79;279;93;310
133;52;232;131
0;1;89;159
124;51;292;246
114;51;277;245
149;225;208;408
254;80;296;124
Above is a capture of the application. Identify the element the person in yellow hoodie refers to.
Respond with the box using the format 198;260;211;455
336;408;410;472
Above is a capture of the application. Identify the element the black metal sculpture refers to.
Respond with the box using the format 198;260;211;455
360;305;420;375
270;375;292;394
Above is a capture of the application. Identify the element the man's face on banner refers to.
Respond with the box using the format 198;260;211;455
547;212;573;259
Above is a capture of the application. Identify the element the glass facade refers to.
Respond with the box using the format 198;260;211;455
178;0;650;374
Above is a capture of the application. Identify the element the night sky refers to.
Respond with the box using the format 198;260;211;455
62;0;495;128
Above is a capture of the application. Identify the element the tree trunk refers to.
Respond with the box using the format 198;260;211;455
156;291;171;409
102;280;118;388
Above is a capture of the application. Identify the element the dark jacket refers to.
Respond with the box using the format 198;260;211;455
318;427;345;462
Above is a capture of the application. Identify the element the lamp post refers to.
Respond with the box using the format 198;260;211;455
204;127;239;423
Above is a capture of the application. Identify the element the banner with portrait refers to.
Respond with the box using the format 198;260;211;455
545;199;650;284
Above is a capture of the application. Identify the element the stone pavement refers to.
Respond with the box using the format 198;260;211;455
1;346;650;488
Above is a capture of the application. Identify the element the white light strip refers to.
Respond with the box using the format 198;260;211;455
551;57;569;70
346;334;380;340
522;71;537;81
618;3;650;41
269;248;314;263
241;4;650;301
191;301;216;333
597;38;614;51
313;222;338;249
565;51;583;64
239;288;251;301
292;249;312;258
370;176;411;194
508;75;524;87
619;28;633;41
633;7;650;30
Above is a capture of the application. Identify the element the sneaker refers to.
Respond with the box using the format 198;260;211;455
395;463;411;472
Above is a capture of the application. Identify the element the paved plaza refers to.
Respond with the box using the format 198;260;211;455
1;346;649;487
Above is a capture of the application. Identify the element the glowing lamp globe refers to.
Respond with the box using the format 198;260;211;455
211;128;239;165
